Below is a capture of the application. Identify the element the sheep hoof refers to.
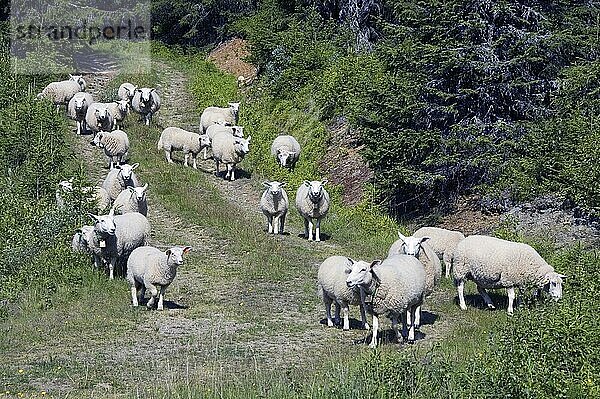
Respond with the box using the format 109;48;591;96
368;341;377;349
487;304;496;310
363;323;370;330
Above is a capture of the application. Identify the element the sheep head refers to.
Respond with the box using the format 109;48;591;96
397;232;429;257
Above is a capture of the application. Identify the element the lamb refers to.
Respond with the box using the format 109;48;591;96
127;245;192;310
67;92;94;135
157;127;211;169
452;235;566;315
92;130;130;169
413;226;465;278
112;184;148;216
72;225;94;254
85;103;114;134
118;83;137;103
346;255;426;348
295;180;330;242
260;181;289;234
38;75;86;110
204;123;244;159
87;209;151;279
211;131;251;181
388;232;442;327
199;102;240;133
101;163;141;201
271;135;301;169
317;256;370;330
131;88;161;126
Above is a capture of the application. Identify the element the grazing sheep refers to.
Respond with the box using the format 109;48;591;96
260;181;289;234
388;232;442;327
101;163;141;201
413;226;465;278
271;135;301;169
67;92;94;135
452;235;566;315
87;209;151;279
157;127;211;169
118;83;137;103
204;123;244;159
38;75;86;110
92;130;130;169
346;255;426;348
72;225;94;254
112;184;148;216
295;180;330;242
211;131;251;181
317;256;370;330
131;88;161;126
85;103;114;134
127;246;192;310
199;102;240;133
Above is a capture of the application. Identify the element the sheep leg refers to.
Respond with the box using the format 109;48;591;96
369;315;379;348
342;304;350;330
414;305;421;329
303;218;309;239
402;310;409;339
107;257;117;279
477;285;496;309
130;283;139;307
457;280;467;310
230;165;235;181
140;286;146;304
267;215;273;234
184;153;189;167
146;283;158;309
165;150;173;163
324;296;334;327
333;302;341;326
315;218;321;242
506;287;516;315
76;120;81;135
157;286;167;311
203;147;208;160
93;254;102;269
407;306;416;343
443;253;452;278
279;214;286;234
358;290;370;330
391;316;401;341
307;219;314;241
192;154;198;169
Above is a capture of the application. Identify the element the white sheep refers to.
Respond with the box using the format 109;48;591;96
106;100;130;130
413;226;465;278
127;246;192;310
87;209;151;279
38;74;86;111
295;180;330;242
72;225;94;254
131;88;161;126
346;255;426;348
204;123;244;159
259;181;288;234
92;130;130;169
112;184;148;216
271;135;300;169
199;102;240;133
211;131;251;181
118;83;137;103
452;235;566;315
101;163;141;201
85;103;114;134
157;127;211;169
388;232;442;327
317;256;370;330
67;92;94;135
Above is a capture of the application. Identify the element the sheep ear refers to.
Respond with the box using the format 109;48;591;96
142;183;149;190
557;274;567;279
263;181;270;187
246;135;251;142
165;249;172;256
88;213;99;222
126;186;135;192
369;260;381;270
131;163;139;170
419;236;430;244
280;182;286;187
114;164;122;170
321;179;328;185
183;246;192;254
108;207;115;217
397;231;407;241
303;180;311;187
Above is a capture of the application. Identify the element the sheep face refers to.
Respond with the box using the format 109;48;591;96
235;136;251;155
263;181;286;196
544;272;566;301
95;107;110;122
91;132;105;147
116;163;139;179
89;211;116;236
199;134;211;148
276;149;296;167
346;260;377;288
74;95;87;110
228;102;240;113
127;183;148;202
69;74;86;90
117;100;129;112
396;233;429;257
138;88;155;106
232;126;244;137
58;179;74;192
166;246;192;266
304;180;328;203
125;85;137;99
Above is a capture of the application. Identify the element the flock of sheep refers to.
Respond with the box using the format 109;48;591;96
40;74;566;348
